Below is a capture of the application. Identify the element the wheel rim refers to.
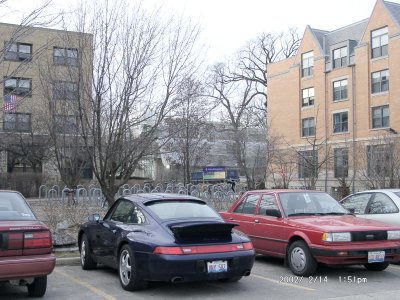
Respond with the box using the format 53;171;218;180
119;249;132;285
81;240;86;265
290;246;306;272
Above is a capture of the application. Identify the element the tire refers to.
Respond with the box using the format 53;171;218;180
364;262;390;271
27;276;47;297
118;245;148;291
80;234;97;270
219;276;243;282
288;240;317;276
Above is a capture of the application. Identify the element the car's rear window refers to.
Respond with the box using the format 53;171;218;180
0;192;36;221
146;200;221;220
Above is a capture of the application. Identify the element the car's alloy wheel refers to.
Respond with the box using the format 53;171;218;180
288;240;317;276
118;245;148;291
80;234;97;270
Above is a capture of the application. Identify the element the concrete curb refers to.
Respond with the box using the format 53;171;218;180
56;257;81;266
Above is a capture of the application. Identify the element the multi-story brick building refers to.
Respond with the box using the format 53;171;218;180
0;22;93;195
267;0;400;196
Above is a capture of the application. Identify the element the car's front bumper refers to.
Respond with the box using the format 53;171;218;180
310;242;400;265
0;254;56;281
136;249;255;282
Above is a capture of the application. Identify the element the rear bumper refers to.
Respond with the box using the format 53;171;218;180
136;250;255;282
310;244;400;265
0;254;56;281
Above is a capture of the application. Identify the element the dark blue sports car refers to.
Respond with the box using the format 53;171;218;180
78;193;255;291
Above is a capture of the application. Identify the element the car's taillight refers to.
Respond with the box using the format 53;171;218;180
153;243;254;255
24;231;52;248
7;233;23;249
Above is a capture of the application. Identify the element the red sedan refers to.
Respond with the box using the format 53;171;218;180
0;190;55;297
220;190;400;276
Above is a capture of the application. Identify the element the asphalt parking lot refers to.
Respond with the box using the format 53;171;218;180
2;255;400;299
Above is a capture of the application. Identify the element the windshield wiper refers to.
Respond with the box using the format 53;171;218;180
318;212;352;215
287;212;322;217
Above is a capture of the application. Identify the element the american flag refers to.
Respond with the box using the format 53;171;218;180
4;94;16;113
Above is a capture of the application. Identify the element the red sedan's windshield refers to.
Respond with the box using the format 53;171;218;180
0;192;36;221
279;192;350;217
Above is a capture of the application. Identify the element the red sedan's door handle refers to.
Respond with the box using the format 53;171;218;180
229;217;234;220
254;219;259;223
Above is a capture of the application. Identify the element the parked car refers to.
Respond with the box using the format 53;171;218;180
219;189;400;276
78;193;255;291
0;190;55;297
340;189;400;226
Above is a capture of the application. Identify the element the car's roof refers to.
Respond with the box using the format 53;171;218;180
122;193;204;204
244;189;326;194
354;189;400;194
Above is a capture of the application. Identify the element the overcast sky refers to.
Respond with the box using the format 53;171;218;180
3;0;380;64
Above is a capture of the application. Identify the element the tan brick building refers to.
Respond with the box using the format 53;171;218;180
0;23;93;195
267;0;400;196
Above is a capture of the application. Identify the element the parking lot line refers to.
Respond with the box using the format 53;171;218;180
55;269;117;300
251;274;315;291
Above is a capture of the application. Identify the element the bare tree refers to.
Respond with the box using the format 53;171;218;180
356;134;400;189
162;76;215;185
51;1;203;205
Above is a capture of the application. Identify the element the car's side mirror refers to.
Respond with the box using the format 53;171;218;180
265;208;282;218
88;213;100;222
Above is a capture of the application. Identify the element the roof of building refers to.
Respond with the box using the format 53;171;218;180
307;0;400;57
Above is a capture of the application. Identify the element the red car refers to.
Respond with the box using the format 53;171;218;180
0;190;55;297
220;190;400;276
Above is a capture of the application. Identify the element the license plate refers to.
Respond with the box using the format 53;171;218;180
368;251;385;263
207;260;228;273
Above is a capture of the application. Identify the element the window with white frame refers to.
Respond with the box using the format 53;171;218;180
4;42;32;61
333;46;347;68
334;148;348;178
371;70;389;94
371;27;388;58
301;51;314;77
301;117;315;137
372;105;389;129
333;79;348;101
333;111;348;133
302;87;314;107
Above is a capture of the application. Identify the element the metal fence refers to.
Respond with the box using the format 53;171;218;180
38;182;246;211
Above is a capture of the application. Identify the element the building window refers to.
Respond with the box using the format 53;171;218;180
54;115;78;134
53;81;78;100
334;148;348;178
371;27;388;58
371;70;389;94
301;51;313;77
333;46;347;68
372;105;389;129
58;147;93;180
367;144;391;177
298;150;318;178
4;77;32;97
53;47;78;66
3;113;31;132
7;149;43;174
333;111;348;133
4;42;32;61
301;117;315;137
302;87;314;107
333;79;348;101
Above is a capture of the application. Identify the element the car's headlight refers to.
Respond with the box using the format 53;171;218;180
387;230;400;240
322;232;351;242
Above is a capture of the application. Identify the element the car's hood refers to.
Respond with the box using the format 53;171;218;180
287;215;400;231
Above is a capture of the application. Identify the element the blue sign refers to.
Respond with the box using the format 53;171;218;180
203;166;225;172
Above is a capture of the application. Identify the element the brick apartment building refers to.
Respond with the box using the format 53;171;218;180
267;0;400;196
0;23;93;195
